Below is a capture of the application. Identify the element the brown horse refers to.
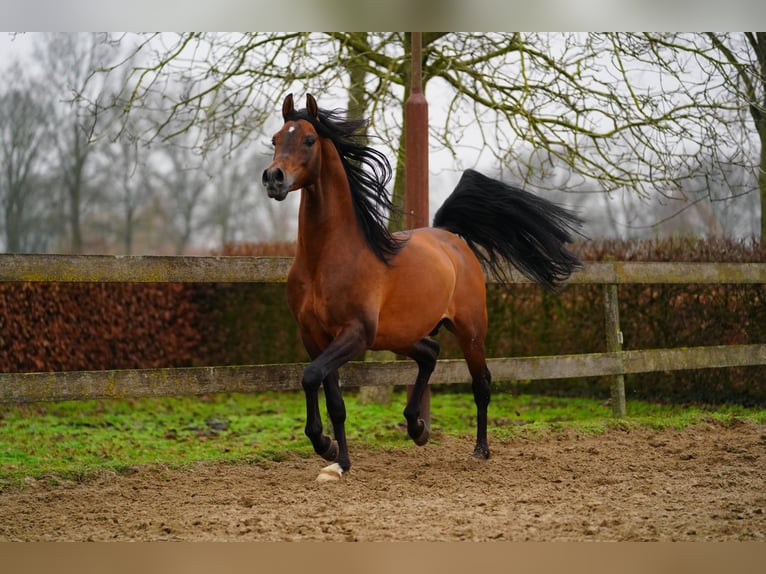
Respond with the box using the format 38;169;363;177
262;93;582;481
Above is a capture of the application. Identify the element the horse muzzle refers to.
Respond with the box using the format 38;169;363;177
262;166;292;201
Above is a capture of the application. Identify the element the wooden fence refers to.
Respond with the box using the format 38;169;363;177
2;254;766;417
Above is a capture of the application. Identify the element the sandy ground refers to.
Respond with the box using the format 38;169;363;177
1;419;765;541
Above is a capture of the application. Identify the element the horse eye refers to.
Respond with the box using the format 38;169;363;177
304;135;316;146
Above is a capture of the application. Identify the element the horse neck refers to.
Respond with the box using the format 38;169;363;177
295;144;366;266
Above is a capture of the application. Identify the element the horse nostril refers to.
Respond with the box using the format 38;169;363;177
262;167;285;186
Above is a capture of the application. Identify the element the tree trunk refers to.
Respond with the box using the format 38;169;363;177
346;33;402;406
753;33;766;243
69;179;82;253
67;124;86;254
5;192;22;252
760;133;766;243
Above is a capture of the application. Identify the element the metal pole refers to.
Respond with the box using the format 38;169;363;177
405;32;431;425
405;33;429;231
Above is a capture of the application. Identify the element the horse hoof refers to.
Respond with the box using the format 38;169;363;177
471;446;490;460
413;419;430;446
316;462;343;482
321;439;339;461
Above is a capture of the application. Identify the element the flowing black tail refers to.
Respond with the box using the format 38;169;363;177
433;169;584;291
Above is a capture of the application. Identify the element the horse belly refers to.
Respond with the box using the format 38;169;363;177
372;239;458;351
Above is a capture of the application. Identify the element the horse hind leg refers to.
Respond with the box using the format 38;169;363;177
454;322;492;460
402;337;440;446
469;361;492;460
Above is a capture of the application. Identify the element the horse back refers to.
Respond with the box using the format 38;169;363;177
372;228;487;351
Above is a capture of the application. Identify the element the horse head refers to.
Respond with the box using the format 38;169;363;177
262;93;322;201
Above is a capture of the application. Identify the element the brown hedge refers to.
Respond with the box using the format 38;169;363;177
0;242;303;374
0;282;207;372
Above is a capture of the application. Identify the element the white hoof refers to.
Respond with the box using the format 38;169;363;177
316;462;343;482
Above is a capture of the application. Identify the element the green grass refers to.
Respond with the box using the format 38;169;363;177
1;389;765;489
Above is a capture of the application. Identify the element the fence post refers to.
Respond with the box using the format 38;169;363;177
604;283;626;417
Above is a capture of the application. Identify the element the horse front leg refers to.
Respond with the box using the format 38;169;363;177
320;370;350;477
300;325;368;481
301;375;337;463
299;337;338;464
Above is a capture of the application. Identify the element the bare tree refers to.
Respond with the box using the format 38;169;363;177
201;144;295;247
92;32;766;239
32;33;120;253
148;137;211;255
203;153;250;247
94;122;155;254
571;33;764;240
0;65;54;252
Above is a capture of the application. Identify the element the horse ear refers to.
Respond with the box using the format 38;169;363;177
306;93;319;120
282;93;295;121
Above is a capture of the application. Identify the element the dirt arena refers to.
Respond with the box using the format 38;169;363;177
1;419;764;542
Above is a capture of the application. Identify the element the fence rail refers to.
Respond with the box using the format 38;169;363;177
2;254;766;284
2;255;766;415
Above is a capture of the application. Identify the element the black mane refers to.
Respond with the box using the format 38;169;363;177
284;106;406;263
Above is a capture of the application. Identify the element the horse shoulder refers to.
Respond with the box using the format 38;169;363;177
286;257;314;317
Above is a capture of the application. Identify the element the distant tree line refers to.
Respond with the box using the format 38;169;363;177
0;33;291;255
